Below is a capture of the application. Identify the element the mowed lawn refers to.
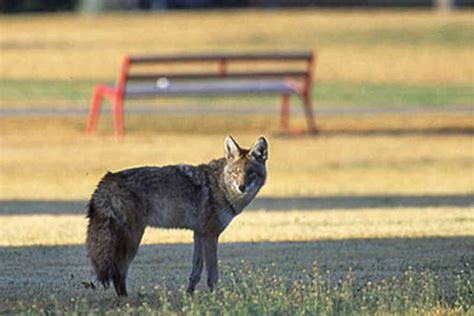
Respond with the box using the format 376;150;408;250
0;10;473;108
0;114;473;244
0;112;473;313
1;10;472;83
1;113;472;244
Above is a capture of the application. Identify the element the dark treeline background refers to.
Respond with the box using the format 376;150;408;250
0;0;472;13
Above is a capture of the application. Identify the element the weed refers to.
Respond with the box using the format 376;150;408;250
8;263;472;315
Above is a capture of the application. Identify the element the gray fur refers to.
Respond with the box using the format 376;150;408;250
86;136;268;296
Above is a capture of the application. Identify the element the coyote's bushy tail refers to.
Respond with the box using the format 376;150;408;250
86;201;117;289
85;172;145;297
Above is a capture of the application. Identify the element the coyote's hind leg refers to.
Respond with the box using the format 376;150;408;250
187;232;204;293
203;235;219;292
112;270;128;297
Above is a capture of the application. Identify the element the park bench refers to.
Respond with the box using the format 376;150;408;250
85;51;318;137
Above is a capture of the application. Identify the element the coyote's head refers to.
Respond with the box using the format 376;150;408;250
222;135;268;204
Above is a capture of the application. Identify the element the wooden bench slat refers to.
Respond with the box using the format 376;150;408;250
127;71;308;81
130;52;312;64
122;80;299;97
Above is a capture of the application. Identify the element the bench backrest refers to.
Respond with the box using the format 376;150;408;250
116;51;315;96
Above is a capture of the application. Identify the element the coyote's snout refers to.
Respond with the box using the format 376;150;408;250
86;136;268;296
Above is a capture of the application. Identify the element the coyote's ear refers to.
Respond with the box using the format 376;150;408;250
224;135;241;160
249;137;268;163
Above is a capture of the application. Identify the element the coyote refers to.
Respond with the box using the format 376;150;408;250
86;136;268;296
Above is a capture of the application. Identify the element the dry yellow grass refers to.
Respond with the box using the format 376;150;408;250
1;207;472;246
0;114;473;200
0;10;472;84
0;114;472;248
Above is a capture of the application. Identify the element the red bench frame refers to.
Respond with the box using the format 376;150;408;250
85;51;318;138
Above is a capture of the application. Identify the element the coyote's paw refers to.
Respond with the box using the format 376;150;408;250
81;280;97;290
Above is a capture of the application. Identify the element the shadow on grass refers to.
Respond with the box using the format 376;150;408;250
318;127;474;136
1;236;472;306
1;194;473;215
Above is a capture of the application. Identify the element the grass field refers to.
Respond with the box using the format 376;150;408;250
0;8;473;315
1;113;473;314
0;10;473;108
1;79;473;108
1;10;472;83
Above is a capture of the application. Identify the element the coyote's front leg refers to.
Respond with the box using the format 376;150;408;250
203;235;219;291
187;232;204;293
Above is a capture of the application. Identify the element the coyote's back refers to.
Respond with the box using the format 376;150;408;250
86;135;268;296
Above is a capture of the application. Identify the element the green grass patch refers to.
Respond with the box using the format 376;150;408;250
0;79;472;109
315;81;474;107
8;263;473;315
0;79;95;107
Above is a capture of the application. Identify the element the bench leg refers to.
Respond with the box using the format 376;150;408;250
112;95;125;139
302;94;318;134
280;94;290;132
85;84;104;134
